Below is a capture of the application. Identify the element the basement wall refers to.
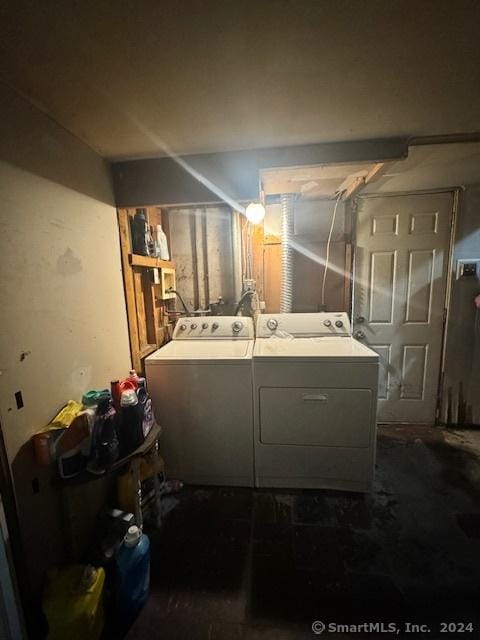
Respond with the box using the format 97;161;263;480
168;205;239;312
441;187;480;425
0;87;131;594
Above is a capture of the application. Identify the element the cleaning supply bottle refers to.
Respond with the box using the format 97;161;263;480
131;209;149;256
43;565;105;640
110;380;122;410
118;389;144;456
114;525;150;621
156;224;170;260
128;368;147;390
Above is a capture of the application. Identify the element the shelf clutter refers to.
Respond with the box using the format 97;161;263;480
31;367;181;639
118;206;177;372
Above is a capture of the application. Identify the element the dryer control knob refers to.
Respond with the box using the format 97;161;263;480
202;323;209;329
212;322;219;330
323;319;332;327
335;320;344;328
179;324;187;331
266;318;278;330
232;321;243;333
191;323;198;329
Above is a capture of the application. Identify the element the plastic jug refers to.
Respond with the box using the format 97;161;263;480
43;565;105;640
155;224;170;260
115;525;150;620
131;209;149;256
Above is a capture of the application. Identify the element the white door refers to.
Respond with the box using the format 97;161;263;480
353;192;453;423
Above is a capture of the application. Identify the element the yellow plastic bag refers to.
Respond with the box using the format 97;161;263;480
48;400;83;430
43;565;105;640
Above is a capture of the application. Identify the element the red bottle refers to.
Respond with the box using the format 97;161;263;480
126;370;140;389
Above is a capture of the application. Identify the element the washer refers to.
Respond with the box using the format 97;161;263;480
253;312;379;492
145;316;254;487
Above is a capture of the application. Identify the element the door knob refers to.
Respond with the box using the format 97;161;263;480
355;316;366;324
354;330;365;340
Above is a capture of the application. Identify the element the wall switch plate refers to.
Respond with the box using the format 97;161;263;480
456;259;480;280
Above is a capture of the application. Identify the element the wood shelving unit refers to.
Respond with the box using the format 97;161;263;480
117;207;176;372
129;254;175;270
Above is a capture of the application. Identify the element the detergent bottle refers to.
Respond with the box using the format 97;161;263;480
43;565;105;640
114;525;150;621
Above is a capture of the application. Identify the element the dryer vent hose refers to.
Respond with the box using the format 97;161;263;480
280;194;295;313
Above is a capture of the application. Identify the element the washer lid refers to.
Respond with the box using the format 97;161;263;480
146;339;254;363
253;336;378;362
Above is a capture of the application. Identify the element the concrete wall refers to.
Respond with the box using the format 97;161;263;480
364;143;480;425
0;88;131;593
442;187;480;425
169;206;238;313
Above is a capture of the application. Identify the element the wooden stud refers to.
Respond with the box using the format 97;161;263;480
141;269;157;345
118;209;140;370
251;221;265;302
133;267;149;351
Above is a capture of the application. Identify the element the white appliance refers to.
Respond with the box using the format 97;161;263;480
253;312;379;492
145;316;254;487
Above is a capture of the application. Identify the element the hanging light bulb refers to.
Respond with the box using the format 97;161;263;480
245;202;265;225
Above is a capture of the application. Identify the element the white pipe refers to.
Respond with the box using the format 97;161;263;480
280;194;295;313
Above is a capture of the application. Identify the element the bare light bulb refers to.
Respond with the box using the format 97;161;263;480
245;202;265;225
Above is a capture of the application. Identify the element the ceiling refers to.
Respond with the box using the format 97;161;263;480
363;141;480;193
261;162;379;199
1;1;480;160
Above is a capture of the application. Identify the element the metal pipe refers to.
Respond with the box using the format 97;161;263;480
280;194;295;313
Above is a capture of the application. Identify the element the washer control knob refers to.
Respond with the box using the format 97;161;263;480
202;323;209;330
212;322;219;330
335;320;344;328
323;319;332;327
232;321;243;333
191;323;197;329
266;318;278;330
179;324;187;331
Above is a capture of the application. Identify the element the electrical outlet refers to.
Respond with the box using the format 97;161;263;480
243;279;256;291
456;259;480;280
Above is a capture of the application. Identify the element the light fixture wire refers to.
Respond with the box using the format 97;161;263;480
321;190;344;307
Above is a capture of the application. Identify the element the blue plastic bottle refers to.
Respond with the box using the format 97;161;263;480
115;525;150;621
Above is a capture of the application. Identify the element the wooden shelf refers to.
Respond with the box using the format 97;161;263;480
129;254;175;269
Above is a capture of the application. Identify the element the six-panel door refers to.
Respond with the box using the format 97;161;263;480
353;193;453;423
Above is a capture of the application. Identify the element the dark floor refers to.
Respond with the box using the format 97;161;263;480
126;426;480;639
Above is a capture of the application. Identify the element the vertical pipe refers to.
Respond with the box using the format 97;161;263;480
201;207;210;308
231;210;243;303
190;209;200;311
280;194;294;313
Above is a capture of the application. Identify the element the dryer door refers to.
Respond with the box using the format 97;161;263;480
259;387;373;447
